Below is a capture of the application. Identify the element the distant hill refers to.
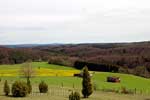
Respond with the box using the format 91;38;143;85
1;43;63;48
0;41;150;77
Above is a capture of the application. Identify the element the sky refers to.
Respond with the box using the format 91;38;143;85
0;0;150;44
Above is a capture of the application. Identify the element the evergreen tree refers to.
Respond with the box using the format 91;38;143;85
82;66;93;98
4;80;10;96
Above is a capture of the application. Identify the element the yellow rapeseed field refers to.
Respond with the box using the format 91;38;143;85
36;68;80;76
0;69;19;76
0;68;80;77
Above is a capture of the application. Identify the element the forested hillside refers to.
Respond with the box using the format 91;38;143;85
0;41;150;77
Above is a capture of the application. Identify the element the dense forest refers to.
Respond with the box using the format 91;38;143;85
0;41;150;77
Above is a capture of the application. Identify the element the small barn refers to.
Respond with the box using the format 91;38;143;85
107;76;120;83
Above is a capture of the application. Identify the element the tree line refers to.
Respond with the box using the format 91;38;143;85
0;42;150;77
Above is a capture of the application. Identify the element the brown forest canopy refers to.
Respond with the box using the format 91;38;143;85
0;41;150;67
0;41;150;77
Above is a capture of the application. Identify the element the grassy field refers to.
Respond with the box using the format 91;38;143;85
1;90;150;100
0;62;79;77
0;62;150;100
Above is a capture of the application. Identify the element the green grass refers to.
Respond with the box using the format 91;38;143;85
0;62;150;99
93;72;150;93
0;62;150;92
0;62;74;70
0;90;150;100
0;62;150;94
2;72;150;93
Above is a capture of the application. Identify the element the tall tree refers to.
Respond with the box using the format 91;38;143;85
82;66;93;98
21;60;34;93
21;60;35;79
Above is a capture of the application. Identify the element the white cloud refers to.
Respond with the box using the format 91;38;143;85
0;0;150;44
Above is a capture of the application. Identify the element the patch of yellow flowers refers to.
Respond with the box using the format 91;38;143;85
36;68;80;76
0;68;80;77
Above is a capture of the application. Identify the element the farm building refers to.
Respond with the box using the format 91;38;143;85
107;76;120;83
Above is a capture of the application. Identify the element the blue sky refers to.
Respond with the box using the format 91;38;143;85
0;0;150;44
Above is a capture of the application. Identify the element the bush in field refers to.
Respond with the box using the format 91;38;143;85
4;80;10;96
118;67;129;74
12;81;28;97
48;57;65;66
121;87;134;94
69;91;80;100
134;66;150;78
39;81;48;93
48;56;78;67
27;78;32;94
82;66;93;98
93;82;99;91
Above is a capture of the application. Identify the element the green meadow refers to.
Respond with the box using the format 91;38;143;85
0;62;150;100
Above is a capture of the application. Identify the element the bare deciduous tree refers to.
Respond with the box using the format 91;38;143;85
20;60;35;93
21;60;35;79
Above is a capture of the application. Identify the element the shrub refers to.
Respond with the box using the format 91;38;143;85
121;87;134;94
27;78;32;94
102;88;119;93
93;82;99;91
118;67;129;74
4;80;10;96
39;81;48;93
134;66;150;78
69;91;80;100
11;81;28;97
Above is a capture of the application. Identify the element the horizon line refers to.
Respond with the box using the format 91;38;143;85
0;40;150;45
